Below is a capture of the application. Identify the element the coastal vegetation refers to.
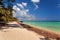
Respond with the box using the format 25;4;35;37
0;0;17;24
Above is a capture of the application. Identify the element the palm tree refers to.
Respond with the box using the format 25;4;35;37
0;0;16;24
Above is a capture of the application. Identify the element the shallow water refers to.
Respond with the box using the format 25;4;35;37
24;21;60;33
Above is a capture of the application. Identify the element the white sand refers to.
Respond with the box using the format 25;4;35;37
0;21;45;40
0;28;42;40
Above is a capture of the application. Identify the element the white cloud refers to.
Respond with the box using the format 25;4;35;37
13;5;20;11
31;0;40;9
33;3;39;9
31;0;40;3
17;3;24;8
22;2;27;6
13;2;36;21
17;2;27;9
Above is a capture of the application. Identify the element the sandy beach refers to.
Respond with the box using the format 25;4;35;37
0;21;60;40
0;28;42;40
0;21;44;40
20;23;60;39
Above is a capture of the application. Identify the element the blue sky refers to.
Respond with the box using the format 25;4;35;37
4;0;60;21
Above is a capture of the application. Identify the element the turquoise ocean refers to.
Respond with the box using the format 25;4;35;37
24;21;60;33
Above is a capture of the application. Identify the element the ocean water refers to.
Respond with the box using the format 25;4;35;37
24;21;60;33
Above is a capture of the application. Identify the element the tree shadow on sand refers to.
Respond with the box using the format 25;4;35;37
7;24;20;28
0;24;8;29
0;24;20;31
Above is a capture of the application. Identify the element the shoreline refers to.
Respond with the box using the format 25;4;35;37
0;21;60;40
23;22;60;34
20;23;60;39
24;23;60;34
